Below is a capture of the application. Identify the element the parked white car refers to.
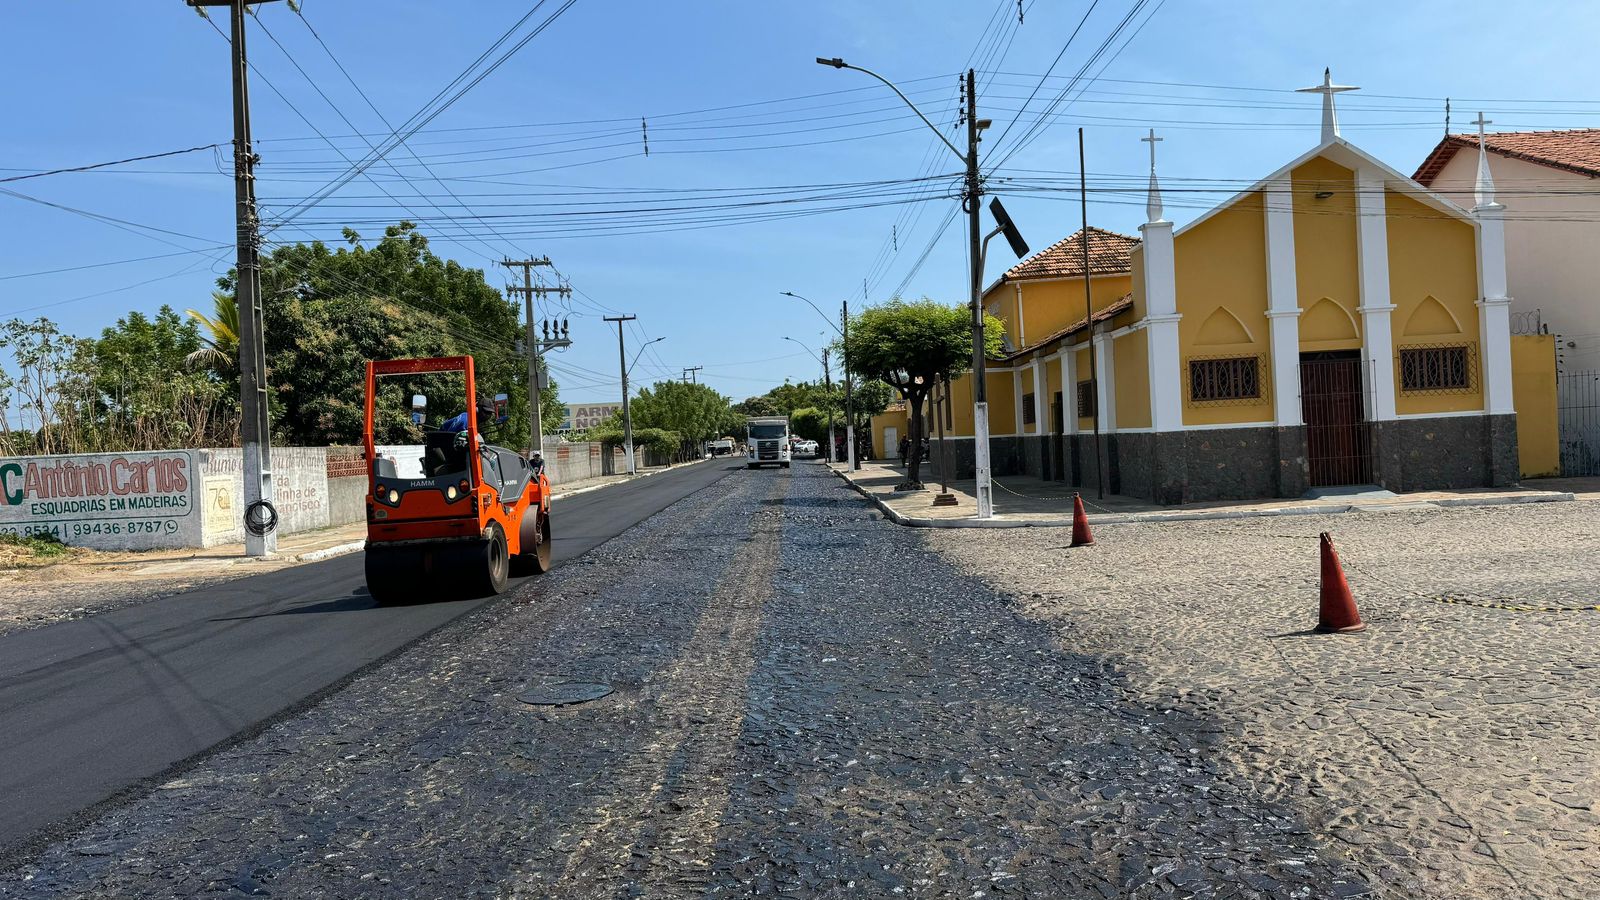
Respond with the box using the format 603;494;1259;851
793;439;820;459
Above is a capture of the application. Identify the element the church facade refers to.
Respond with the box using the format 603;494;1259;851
919;72;1556;504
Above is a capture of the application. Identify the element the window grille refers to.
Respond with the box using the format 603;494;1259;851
1186;355;1266;407
1397;343;1477;395
1076;380;1096;418
1022;393;1037;425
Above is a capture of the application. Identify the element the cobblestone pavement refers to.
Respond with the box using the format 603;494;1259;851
0;463;1385;898
933;501;1600;899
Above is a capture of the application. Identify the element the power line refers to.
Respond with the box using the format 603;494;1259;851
0;144;224;184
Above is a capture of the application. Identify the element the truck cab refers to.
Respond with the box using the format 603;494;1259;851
745;416;791;469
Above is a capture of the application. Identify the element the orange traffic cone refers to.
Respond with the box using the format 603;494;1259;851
1070;493;1095;547
1315;532;1366;633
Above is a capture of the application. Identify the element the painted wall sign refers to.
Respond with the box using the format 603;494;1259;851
0;451;198;550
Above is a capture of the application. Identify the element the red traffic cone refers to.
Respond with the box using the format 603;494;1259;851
1315;532;1366;633
1070;493;1095;547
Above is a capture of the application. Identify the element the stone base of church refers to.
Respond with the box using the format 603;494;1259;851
1371;413;1518;492
935;414;1516;505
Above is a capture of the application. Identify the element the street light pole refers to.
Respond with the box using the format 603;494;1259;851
817;59;996;515
605;315;639;474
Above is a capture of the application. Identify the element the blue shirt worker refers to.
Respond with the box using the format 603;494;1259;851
441;397;498;433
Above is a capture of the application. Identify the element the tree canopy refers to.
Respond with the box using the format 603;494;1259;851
629;380;744;449
843;299;1003;488
239;221;559;447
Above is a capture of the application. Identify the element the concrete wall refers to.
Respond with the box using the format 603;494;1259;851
199;447;330;548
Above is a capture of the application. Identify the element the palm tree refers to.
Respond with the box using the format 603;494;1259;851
184;291;239;370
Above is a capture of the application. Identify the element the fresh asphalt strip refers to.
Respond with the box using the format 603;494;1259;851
0;459;740;863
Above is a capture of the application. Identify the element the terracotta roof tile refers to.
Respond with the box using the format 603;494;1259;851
1002;226;1140;282
1414;128;1600;185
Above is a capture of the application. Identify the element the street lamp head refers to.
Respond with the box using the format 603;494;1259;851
976;118;993;131
816;57;847;69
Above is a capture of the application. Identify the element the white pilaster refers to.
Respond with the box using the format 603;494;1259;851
1472;111;1515;416
1264;174;1303;426
1012;369;1025;434
1062;351;1079;434
1140;220;1182;432
1093;329;1117;432
1355;167;1397;421
1031;359;1047;433
1476;208;1516;414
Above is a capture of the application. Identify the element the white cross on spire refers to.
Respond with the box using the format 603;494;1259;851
1141;128;1166;224
1296;67;1359;143
1472;111;1499;210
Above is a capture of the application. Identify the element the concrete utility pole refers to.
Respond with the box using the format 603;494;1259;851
192;0;281;556
682;365;703;384
843;298;856;469
816;61;1012;512
501;257;564;456
961;69;994;518
604;315;639;475
821;348;836;464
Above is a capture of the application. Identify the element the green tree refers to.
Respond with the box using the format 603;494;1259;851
790;406;828;443
630;380;740;454
184;290;239;372
843;299;1003;489
85;305;236;450
214;221;557;448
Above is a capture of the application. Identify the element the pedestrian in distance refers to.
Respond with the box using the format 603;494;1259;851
898;436;910;467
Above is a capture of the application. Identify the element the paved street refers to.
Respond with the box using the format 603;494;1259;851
0;459;733;862
2;462;1597;897
4;463;1365;898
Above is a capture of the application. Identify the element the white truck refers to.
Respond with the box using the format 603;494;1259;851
745;416;791;469
708;437;736;457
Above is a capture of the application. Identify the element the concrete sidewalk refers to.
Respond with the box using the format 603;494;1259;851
828;458;1580;528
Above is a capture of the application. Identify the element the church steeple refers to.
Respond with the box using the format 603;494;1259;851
1472;112;1501;211
1296;68;1359;143
1141;128;1165;224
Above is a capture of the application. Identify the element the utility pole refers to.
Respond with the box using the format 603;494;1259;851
501;257;563;455
682;365;702;384
1080;128;1104;500
842;298;856;469
604;315;639;475
821;347;836;465
962;68;994;519
192;0;281;556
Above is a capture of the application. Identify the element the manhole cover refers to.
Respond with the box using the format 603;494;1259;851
518;678;613;706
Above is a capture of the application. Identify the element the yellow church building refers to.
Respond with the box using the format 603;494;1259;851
907;70;1556;504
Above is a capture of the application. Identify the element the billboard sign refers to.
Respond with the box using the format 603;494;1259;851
0;451;198;550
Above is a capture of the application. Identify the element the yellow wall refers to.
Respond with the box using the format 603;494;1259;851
1386;190;1483;415
1114;329;1152;429
1174;191;1274;426
987;368;1017;434
1511;334;1559;477
1075;347;1095;431
1017;276;1133;348
1292;157;1362;352
982;284;1021;350
870;407;908;459
946;371;975;435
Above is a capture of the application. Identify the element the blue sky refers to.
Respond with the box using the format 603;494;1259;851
5;1;1599;405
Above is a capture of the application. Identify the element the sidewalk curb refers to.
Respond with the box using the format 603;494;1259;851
549;458;704;503
829;465;1577;529
296;540;367;563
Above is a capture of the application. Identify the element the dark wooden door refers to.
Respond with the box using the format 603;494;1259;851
1050;392;1065;481
1300;352;1373;487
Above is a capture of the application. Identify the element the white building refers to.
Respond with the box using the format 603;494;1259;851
1415;128;1600;370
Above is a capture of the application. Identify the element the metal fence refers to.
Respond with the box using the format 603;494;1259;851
1301;353;1374;487
1558;370;1600;476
